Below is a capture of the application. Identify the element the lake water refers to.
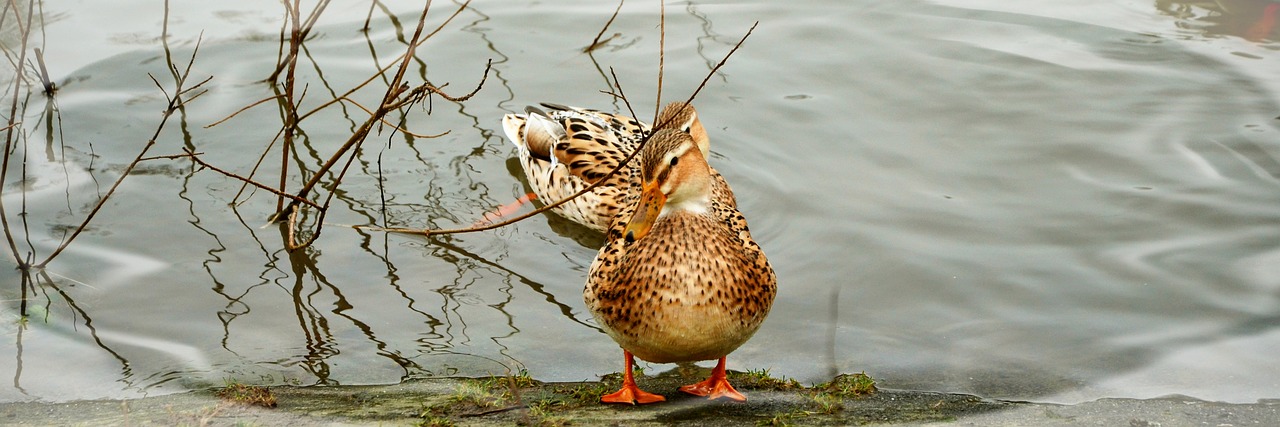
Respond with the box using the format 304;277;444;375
1;0;1278;405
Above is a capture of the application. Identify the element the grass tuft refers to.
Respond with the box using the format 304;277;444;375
729;368;804;391
816;372;877;398
215;380;277;408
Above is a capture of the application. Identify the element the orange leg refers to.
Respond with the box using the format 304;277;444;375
471;193;537;226
678;357;746;402
600;350;666;405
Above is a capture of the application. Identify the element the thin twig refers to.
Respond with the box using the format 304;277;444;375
33;48;53;95
386;21;759;237
204;94;284;128
362;0;379;31
183;149;322;210
584;0;624;53
230;126;286;205
675;21;757;113
608;67;640;128
1;0;42;264
276;0;304;214
330;95;452;138
139;151;203;161
655;0;665;120
373;73;641;236
277;0;490;250
291;0;484;125
282;0;481;208
268;0;331;83
37;36;212;268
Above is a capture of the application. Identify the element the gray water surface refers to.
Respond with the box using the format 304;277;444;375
1;0;1278;404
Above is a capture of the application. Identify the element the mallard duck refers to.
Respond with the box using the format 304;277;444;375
500;102;735;232
503;103;774;404
584;128;775;404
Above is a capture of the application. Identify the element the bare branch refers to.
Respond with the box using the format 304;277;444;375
139;151;203;161
184;148;323;210
655;0;665;120
584;0;624;53
332;95;451;138
391;21;760;237
37;36;212;267
609;67;640;128
204;94;285;128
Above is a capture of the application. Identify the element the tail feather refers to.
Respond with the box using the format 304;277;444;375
502;106;567;163
539;102;574;112
522;107;564;162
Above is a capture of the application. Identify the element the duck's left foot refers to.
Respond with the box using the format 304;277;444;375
471;193;537;226
679;377;746;401
601;383;667;405
678;357;747;401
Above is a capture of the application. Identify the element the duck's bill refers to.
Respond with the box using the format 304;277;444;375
624;181;665;243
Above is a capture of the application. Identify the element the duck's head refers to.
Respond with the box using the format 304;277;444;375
623;128;713;243
655;102;709;159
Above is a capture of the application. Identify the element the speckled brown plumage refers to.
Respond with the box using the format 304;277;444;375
501;102;735;232
504;104;772;404
584;129;776;365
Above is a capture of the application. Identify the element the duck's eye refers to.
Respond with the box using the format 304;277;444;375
681;124;692;133
669;156;679;166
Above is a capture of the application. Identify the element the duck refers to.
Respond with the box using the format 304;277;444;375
500;102;735;232
583;128;776;404
503;103;775;404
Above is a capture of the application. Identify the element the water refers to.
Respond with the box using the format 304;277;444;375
1;0;1278;404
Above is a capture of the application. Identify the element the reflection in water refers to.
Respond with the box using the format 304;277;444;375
1155;0;1280;42
2;0;136;399
684;2;733;83
5;0;1280;405
171;0;606;387
8;270;134;397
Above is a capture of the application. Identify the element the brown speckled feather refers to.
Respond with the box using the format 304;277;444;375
502;103;735;232
583;130;775;364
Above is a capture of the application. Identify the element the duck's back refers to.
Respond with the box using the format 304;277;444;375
502;106;645;231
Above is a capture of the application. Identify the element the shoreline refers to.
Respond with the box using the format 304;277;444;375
1;373;1276;426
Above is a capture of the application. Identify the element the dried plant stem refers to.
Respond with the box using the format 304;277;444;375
362;0;379;31
194;0;486;250
323;95;451;138
276;0;304;214
139;151;202;161
182;149;321;210
1;0;41;264
33;48;53;95
268;0;331;83
384;21;758;238
584;0;624;53
36;38;212;268
204;94;284;128
214;2;474;133
275;0;490;250
655;0;665;120
607;67;641;128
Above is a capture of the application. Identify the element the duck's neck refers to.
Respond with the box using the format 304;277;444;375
658;194;711;218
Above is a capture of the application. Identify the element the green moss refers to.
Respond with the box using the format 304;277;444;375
510;368;539;388
816;372;877;398
558;382;613;406
521;401;571;426
414;371;888;425
420;371;568;425
729;368;804;391
749;370;878;425
214;380;277;408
